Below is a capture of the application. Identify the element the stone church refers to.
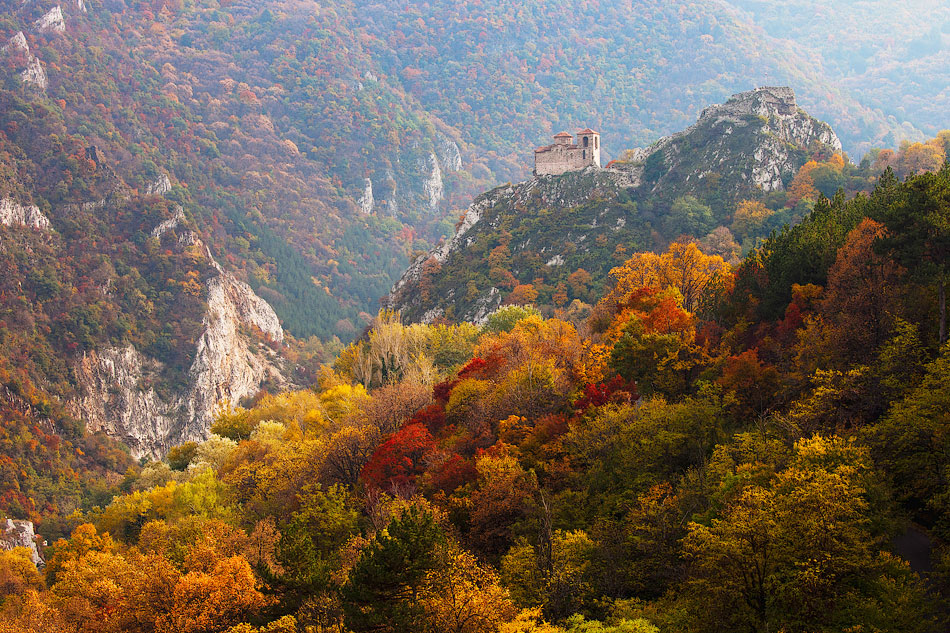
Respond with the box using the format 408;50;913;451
534;129;601;176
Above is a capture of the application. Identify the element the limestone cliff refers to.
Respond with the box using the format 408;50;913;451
0;519;43;567
2;31;48;89
34;6;66;33
71;228;288;458
421;153;444;210
358;178;374;214
0;197;51;229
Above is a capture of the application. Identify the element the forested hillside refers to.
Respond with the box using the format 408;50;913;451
388;90;950;325
3;165;948;632
1;0;946;343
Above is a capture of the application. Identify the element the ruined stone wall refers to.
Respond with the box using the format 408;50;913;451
535;145;594;175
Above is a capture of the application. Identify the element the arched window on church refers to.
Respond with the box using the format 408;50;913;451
583;137;589;148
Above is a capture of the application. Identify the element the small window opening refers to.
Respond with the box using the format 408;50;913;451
583;137;589;148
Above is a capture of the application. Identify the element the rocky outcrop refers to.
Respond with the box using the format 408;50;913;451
386;167;630;321
422;153;444;210
614;87;841;194
3;32;48;89
72;345;179;456
438;135;463;172
388;183;513;301
1;519;43;567
151;205;185;239
2;31;28;53
35;6;66;33
358;178;374;214
72;224;288;458
145;173;173;196
0;197;51;229
386;88;843;325
20;55;49;89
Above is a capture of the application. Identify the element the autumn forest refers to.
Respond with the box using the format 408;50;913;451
1;1;950;633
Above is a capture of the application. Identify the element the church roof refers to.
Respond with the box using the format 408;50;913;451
553;132;573;138
577;128;598;134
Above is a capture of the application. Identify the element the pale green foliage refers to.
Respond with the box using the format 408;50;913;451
249;421;289;448
482;305;543;334
337;311;481;387
563;614;659;633
501;530;594;619
98;469;236;540
187;434;238;473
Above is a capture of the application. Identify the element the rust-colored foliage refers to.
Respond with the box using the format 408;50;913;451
718;349;781;417
361;424;436;492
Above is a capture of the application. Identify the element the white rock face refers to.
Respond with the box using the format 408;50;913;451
35;6;66;33
3;32;28;53
3;32;48;89
439;136;462;172
385;182;399;216
145;173;172;196
186;272;284;434
0;519;43;567
422;153;443;210
470;287;502;325
77;0;87;13
615;87;841;194
72;228;286;457
20;56;48;88
151;205;185;239
72;345;179;456
0;197;51;229
357;178;374;214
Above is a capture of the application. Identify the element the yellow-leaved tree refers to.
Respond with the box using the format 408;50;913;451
603;241;730;314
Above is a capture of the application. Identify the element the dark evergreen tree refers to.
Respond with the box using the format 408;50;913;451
876;164;950;342
342;506;445;633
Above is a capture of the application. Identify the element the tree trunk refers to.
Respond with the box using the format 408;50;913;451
940;282;947;345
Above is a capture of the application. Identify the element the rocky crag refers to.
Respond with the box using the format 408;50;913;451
615;86;841;194
0;519;44;567
386;87;842;324
71;223;289;459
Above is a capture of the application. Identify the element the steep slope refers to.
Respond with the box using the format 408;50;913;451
622;87;841;196
0;63;294;462
0;0;478;342
70;231;290;458
386;87;841;323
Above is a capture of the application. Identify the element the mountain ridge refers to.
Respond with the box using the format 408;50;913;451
386;87;843;323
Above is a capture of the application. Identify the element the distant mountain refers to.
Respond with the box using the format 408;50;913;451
385;88;842;323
